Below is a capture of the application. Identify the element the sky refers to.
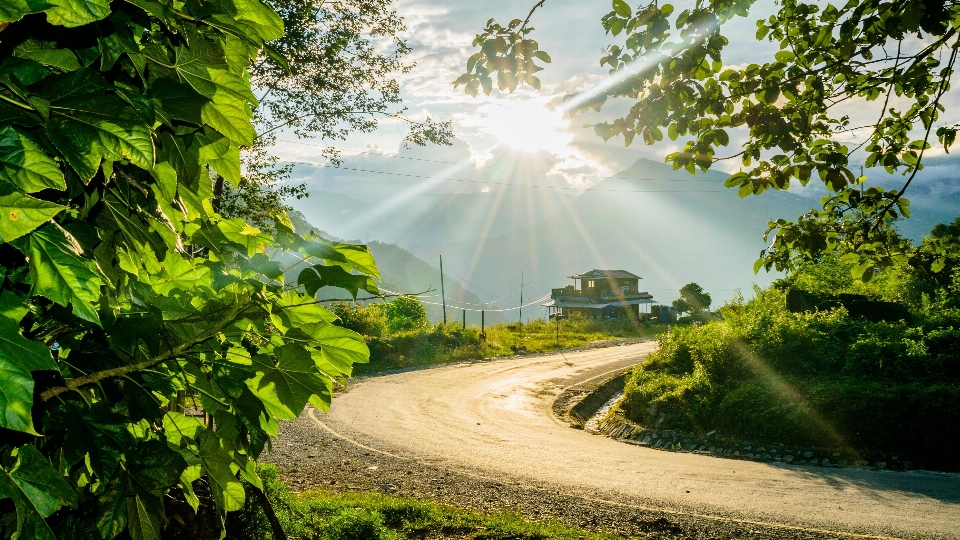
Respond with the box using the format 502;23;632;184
272;0;769;188
271;0;960;195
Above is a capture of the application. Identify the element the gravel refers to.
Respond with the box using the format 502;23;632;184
265;406;859;540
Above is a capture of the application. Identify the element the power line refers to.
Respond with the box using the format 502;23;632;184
275;138;728;184
279;159;727;194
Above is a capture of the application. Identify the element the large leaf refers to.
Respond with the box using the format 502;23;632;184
298;264;379;299
0;0;51;23
300;322;369;373
145;39;256;145
0;445;77;540
251;344;332;417
0;191;67;242
195;431;245;512
125;494;162;540
331;243;381;280
44;0;111;27
0;291;56;434
47;403;134;481
0;125;65;192
27;224;104;324
40;70;154;182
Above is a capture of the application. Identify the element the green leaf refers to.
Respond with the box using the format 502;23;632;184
217;218;271;255
0;0;53;23
301;322;369;376
145;39;256;145
0;125;65;193
252;344;332;418
0;191;68;242
195;431;245;512
47;403;133;481
196;129;240;186
41;70;154;182
298;264;379;299
0;445;77;540
331;243;380;280
0;291;56;434
44;0;111;28
13;40;80;72
126;494;162;540
95;478;128;540
27;224;104;324
612;0;631;18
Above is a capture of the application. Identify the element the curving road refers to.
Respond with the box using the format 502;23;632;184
311;342;960;539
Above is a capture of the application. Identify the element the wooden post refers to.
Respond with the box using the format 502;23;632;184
462;309;466;329
519;270;523;336
440;255;447;325
556;307;560;346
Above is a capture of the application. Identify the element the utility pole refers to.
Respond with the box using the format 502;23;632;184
440;255;447;325
462;309;466;329
481;310;485;340
519;270;523;326
556;307;560;346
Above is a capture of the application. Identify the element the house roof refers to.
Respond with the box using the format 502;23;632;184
541;298;655;309
568;269;641;280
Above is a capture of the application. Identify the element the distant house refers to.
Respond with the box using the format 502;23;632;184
542;269;655;320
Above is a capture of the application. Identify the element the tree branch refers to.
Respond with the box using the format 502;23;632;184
40;303;249;402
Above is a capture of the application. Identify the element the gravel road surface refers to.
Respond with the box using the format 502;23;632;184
268;342;960;539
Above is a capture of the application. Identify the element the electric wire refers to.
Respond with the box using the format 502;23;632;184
280;159;728;194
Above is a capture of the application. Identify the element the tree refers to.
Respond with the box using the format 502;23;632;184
221;0;454;230
679;282;712;313
0;1;383;538
456;0;959;281
382;295;429;333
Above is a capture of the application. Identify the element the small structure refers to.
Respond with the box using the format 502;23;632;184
541;269;655;320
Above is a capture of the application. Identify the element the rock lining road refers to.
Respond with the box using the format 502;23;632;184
269;342;960;539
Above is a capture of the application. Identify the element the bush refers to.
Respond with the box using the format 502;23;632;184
331;301;388;337
620;274;960;469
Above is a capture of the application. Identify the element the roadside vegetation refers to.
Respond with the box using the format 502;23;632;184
619;221;960;470
227;464;625;540
329;297;666;375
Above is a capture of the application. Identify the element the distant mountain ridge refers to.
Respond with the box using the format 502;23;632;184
288;211;503;325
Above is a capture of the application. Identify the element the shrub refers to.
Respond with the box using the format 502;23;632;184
620;272;960;469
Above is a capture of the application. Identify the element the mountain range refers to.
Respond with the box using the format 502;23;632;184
292;157;960;320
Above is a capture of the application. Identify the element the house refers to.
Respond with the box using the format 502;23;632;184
542;269;655;320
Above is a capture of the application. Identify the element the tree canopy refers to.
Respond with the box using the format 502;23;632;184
0;0;393;538
457;0;960;281
674;282;712;314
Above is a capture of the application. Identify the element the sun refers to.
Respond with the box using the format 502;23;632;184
467;96;573;155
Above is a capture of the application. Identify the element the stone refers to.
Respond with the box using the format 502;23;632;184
377;484;397;493
803;451;814;458
698;446;705;451
783;455;794;463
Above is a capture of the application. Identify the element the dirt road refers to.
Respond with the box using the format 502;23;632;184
290;342;960;539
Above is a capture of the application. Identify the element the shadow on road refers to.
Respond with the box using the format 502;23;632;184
766;462;960;505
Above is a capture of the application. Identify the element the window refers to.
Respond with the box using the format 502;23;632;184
587;280;595;288
622;286;630;294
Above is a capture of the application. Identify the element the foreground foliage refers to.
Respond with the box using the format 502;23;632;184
620;254;960;470
228;464;626;540
0;1;382;538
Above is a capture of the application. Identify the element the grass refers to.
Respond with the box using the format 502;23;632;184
227;464;628;540
355;316;667;375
